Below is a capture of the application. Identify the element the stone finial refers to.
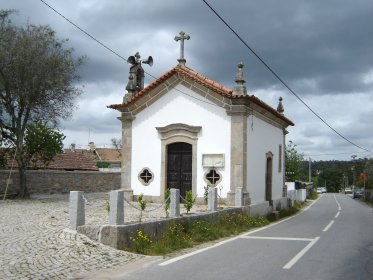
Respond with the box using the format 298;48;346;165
233;62;247;96
277;97;284;115
174;31;190;66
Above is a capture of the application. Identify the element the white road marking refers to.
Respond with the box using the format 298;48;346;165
333;194;342;211
323;220;335;232
335;211;340;218
240;236;314;242
159;197;321;266
158;235;242;266
283;237;320;269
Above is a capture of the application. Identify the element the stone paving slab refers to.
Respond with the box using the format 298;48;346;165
0;192;210;279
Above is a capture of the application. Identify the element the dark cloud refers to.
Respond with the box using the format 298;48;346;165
2;0;373;159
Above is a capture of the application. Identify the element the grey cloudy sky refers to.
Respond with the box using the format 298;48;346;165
2;0;373;160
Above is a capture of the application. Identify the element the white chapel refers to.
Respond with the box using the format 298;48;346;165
108;32;294;207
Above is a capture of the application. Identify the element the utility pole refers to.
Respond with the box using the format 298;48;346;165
309;157;311;183
351;155;357;193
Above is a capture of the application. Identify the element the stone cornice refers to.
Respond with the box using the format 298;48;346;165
156;123;202;140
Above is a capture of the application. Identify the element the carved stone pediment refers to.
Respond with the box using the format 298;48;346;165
156;123;201;140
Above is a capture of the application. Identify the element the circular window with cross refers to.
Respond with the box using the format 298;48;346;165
204;168;222;186
138;168;154;186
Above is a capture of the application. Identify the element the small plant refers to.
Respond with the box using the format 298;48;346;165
164;188;171;218
308;190;319;200
190;220;216;242
105;200;110;213
203;185;210;205
96;161;110;168
130;230;152;254
167;223;192;248
137;193;147;222
184;190;196;214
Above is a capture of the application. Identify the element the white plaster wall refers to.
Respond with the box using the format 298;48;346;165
131;84;231;198
247;115;285;204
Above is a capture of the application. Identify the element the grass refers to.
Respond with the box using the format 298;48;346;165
308;190;319;200
128;202;304;256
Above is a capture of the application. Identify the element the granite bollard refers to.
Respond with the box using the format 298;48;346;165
69;191;85;230
109;190;124;225
208;187;218;212
170;188;180;218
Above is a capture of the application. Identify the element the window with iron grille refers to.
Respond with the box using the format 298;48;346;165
138;168;154;186
205;169;221;185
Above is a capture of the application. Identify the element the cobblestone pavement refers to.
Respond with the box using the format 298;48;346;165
0;193;207;280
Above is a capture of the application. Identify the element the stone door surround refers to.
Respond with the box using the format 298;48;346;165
156;123;201;200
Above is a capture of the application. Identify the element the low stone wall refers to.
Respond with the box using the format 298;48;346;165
0;170;120;194
78;200;289;250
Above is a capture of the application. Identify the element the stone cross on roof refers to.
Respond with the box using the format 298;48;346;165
174;31;190;66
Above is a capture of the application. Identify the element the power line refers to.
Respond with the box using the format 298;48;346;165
39;0;219;109
306;151;372;157
201;0;371;152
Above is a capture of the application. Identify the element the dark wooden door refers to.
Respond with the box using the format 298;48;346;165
167;142;192;199
265;157;273;203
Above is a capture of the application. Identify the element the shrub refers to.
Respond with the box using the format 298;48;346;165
203;185;210;205
96;161;110;168
137;193;147;222
130;230;152;254
164;188;171;218
183;190;196;214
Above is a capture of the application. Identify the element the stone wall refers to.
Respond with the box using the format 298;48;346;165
78;201;284;250
0;170;120;194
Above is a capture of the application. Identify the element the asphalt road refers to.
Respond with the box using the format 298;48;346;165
88;194;373;280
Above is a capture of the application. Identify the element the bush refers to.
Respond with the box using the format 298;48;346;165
183;190;196;214
96;161;110;168
130;230;152;254
308;190;318;200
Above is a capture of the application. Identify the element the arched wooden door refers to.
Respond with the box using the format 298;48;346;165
167;142;192;199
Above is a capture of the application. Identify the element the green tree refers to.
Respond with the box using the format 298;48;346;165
319;168;343;192
285;141;305;181
0;11;85;197
25;123;65;168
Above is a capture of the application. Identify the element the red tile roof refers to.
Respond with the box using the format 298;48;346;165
45;152;99;171
2;151;98;171
108;65;294;126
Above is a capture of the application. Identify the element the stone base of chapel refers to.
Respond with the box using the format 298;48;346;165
226;191;251;207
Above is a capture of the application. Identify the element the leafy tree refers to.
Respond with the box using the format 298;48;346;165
285;141;305;181
319;167;343;192
25;123;65;168
0;11;85;197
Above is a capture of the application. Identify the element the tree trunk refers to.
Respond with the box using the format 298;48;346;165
16;142;29;198
18;163;29;198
